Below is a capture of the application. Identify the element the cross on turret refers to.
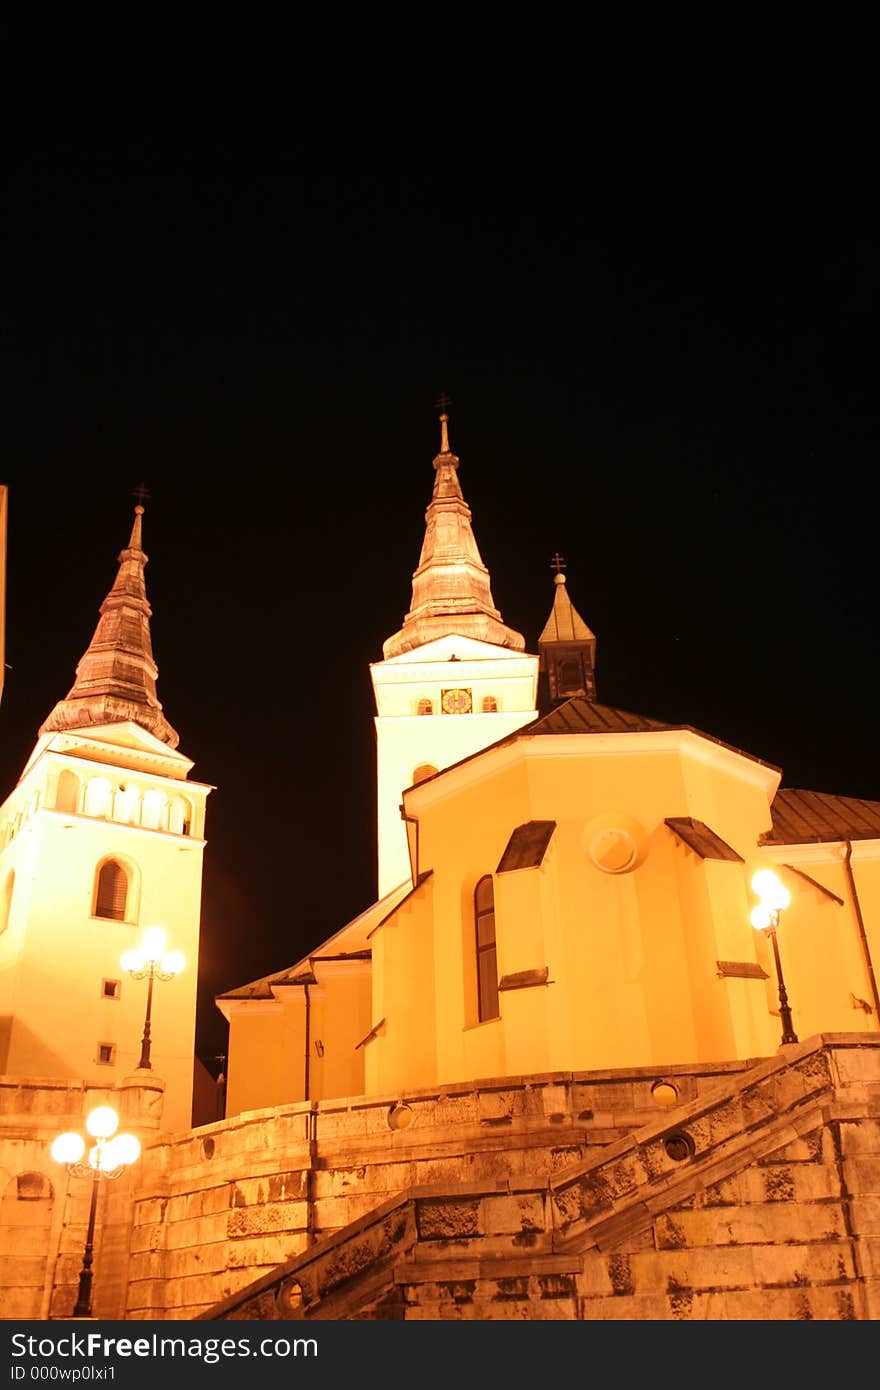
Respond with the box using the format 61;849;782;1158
435;392;452;454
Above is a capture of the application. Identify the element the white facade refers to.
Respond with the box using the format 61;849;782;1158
0;722;211;1134
371;634;538;894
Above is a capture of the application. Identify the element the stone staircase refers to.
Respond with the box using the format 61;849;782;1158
196;1034;880;1321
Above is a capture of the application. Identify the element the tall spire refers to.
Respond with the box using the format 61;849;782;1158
538;557;597;705
382;400;525;658
39;502;179;747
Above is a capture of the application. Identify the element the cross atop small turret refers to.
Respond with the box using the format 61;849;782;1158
132;482;150;509
551;552;567;575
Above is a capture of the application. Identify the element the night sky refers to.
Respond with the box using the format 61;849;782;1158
1;40;876;1068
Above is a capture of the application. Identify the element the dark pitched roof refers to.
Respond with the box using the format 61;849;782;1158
516;698;779;773
403;697;780;801
665;817;744;862
762;788;880;845
524;698;671;736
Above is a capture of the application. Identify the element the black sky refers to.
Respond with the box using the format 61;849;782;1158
0;37;876;1065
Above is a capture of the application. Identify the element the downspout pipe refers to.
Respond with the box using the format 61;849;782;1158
844;840;880;1027
304;982;311;1101
301;978;317;1247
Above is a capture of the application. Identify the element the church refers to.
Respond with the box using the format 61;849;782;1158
218;409;880;1115
1;412;879;1322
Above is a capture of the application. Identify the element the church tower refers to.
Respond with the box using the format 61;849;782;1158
0;503;212;1133
538;557;598;707
371;406;539;896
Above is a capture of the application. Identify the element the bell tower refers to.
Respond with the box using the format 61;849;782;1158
0;502;212;1133
370;405;539;896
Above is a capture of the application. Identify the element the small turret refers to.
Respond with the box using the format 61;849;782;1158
538;556;597;707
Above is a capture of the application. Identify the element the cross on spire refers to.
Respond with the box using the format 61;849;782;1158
435;392;452;454
132;482;151;508
550;552;567;575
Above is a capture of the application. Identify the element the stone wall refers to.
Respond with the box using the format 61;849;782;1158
127;1053;758;1317
3;1036;878;1321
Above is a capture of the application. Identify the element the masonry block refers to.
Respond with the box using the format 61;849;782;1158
417;1198;483;1240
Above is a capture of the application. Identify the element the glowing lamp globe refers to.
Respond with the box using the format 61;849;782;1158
51;1132;86;1165
109;1133;141;1166
86;1106;119;1140
750;904;773;931
751;869;791;911
161;950;185;976
120;947;144;973
141;926;168;962
100;1134;141;1170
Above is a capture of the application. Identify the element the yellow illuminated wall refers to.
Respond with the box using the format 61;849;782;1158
222;961;372;1117
362;728;880;1097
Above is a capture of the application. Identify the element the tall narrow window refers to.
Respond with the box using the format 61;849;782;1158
474;875;499;1022
558;658;582;694
94;860;128;921
1;870;14;936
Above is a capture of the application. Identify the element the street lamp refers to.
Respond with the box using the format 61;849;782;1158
50;1105;141;1318
120;926;185;1070
751;867;798;1045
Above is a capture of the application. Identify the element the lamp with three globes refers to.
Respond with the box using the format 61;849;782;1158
120;926;185;1070
50;1105;141;1317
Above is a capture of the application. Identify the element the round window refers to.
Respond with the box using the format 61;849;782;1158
651;1080;679;1107
583;811;648;875
589;827;638;873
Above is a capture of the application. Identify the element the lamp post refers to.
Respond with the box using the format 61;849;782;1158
50;1105;141;1318
751;868;798;1045
121;927;185;1070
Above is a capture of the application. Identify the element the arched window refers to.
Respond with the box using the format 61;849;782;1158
168;795;193;835
412;763;439;786
474;875;499;1022
94;860;128;921
482;695;498;713
417;698;433;716
141;789;166;830
56;770;80;814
